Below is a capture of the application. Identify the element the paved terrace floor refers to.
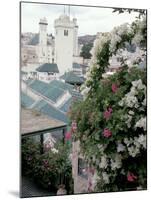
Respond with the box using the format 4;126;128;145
21;176;55;198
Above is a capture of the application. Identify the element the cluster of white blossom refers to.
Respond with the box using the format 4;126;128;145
109;23;132;53
110;154;122;170
142;97;146;106
127;145;140;157
90;32;110;68
124;134;146;157
135;117;146;131
51;148;59;154
81;85;91;98
99;155;108;169
132;33;144;47
119;79;146;109
91;172;100;188
97;144;107;152
102;172;110;184
137;134;147;149
116;141;126;152
119;93;138;108
125;114;133;128
132;79;146;90
116;46;145;68
132;16;146;47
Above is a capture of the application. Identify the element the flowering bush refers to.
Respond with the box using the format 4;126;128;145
22;138;73;193
70;15;146;192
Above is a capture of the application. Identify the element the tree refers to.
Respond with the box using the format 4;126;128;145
80;43;93;59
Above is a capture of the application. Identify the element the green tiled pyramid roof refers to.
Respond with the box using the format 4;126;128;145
60;97;73;113
36;63;59;73
60;71;84;84
21;92;35;108
29;80;65;102
44;86;65;102
49;80;74;91
34;100;68;123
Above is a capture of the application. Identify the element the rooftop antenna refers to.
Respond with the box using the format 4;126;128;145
64;5;65;14
68;5;70;18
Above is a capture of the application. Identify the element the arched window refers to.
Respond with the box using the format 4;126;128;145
64;30;68;36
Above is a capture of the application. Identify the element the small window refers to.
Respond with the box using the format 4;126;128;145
64;30;68;36
78;158;88;179
52;58;54;63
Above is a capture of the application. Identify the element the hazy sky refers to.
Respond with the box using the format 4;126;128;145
21;2;138;36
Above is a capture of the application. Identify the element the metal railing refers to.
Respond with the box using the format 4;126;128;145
21;124;67;154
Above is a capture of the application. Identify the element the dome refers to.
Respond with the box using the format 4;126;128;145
39;17;48;25
59;14;70;21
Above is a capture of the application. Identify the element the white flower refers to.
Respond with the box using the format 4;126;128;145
125;114;133;128
118;100;124;107
51;148;58;154
92;155;96;162
124;137;133;146
102;172;110;184
132;33;144;46
128;110;135;115
132;79;146;90
97;144;105;152
81;86;90;97
135;117;146;131
125;96;138;108
99;155;108;169
110;155;122;170
142;98;146;106
92;172;100;187
90;32;110;66
110;34;121;52
138;134;146;149
117;143;125;152
127;145;140;157
130;86;138;95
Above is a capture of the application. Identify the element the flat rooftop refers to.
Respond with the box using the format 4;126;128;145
21;108;66;135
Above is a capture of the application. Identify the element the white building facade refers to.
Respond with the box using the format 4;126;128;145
22;14;82;76
54;14;79;74
38;18;48;63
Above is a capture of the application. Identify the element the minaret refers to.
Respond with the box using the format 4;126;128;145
38;18;48;64
54;14;75;74
73;18;78;56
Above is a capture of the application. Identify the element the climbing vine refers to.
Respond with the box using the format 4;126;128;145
70;16;147;192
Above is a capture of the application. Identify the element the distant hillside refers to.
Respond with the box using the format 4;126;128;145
78;35;96;45
22;32;96;46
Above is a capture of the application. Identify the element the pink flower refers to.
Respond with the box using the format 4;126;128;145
103;107;113;120
71;121;77;132
112;83;118;93
108;107;113;113
103;128;112;138
127;172;137;182
65;132;71;140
